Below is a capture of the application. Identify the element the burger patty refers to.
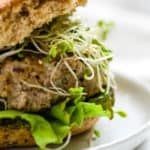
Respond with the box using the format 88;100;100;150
0;54;101;112
0;0;87;49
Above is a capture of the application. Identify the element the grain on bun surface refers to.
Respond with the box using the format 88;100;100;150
0;0;87;49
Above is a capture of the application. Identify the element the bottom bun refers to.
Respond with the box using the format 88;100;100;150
71;118;98;136
0;118;98;148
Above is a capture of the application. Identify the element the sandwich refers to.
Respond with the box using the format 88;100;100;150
0;0;115;149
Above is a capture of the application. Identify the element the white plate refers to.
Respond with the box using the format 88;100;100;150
65;72;150;150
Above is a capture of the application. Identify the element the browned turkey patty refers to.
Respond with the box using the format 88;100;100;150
0;54;101;112
0;0;87;49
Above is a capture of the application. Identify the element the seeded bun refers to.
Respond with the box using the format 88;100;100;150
0;0;87;49
0;118;98;148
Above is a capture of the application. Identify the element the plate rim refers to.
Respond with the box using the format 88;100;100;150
86;72;150;150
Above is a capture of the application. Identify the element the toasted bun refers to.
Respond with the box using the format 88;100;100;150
71;118;98;136
0;118;98;148
0;0;87;49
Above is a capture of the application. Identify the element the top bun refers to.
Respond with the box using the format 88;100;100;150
0;0;87;49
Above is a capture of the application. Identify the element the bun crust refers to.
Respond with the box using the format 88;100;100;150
71;118;98;136
0;0;87;49
0;118;98;148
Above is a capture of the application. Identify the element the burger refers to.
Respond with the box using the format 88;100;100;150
0;0;115;149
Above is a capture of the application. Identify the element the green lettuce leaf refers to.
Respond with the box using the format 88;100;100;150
78;102;111;119
69;87;85;104
51;122;70;144
0;111;57;150
70;105;84;127
69;102;111;127
45;88;112;129
50;98;70;125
